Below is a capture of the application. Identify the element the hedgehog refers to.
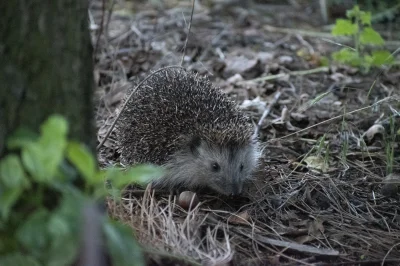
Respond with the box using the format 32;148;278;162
115;68;261;196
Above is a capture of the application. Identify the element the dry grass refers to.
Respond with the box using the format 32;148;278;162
107;187;235;265
105;161;400;265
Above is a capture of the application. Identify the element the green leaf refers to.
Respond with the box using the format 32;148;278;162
0;155;29;188
360;28;384;45
360;12;371;26
319;56;330;67
369;50;394;66
0;187;22;219
332;49;361;66
106;186;122;201
107;164;164;189
47;199;102;266
57;160;79;184
16;209;50;258
332;19;358;36
66;142;96;184
40;115;68;143
346;5;360;19
37;115;68;180
103;221;145;266
21;115;69;182
93;185;107;199
47;234;78;266
21;143;47;182
104;164;163;200
90;171;108;199
47;213;78;266
48;214;70;237
53;192;85;231
45;194;83;265
0;253;41;266
6;127;38;150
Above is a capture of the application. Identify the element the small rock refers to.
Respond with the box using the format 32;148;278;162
381;173;400;198
278;55;293;64
256;52;274;64
363;124;385;142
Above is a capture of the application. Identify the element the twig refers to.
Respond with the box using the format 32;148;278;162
270;96;393;142
263;24;400;48
240;66;329;84
105;0;116;38
382;242;400;266
233;228;315;266
264;24;336;39
322;259;400;266
180;0;196;66
254;235;340;257
96;66;185;150
254;89;282;137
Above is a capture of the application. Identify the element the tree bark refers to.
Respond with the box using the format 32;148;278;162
0;0;95;157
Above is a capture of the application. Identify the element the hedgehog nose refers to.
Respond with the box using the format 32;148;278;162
231;184;240;196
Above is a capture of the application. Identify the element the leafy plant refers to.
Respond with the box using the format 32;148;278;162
0;115;163;266
331;5;394;73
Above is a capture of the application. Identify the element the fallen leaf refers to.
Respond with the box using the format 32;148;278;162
227;210;250;225
304;155;329;173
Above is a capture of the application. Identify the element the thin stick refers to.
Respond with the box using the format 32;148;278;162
269;96;392;142
93;0;106;57
254;89;282;137
180;0;196;66
96;66;184;150
241;66;329;84
263;24;400;48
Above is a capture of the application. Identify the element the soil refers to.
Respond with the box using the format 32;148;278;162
91;0;400;265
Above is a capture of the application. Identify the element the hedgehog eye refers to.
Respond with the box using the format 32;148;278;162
239;164;244;172
211;162;220;172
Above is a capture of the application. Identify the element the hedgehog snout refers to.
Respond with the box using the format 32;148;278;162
208;176;242;196
219;176;244;196
230;182;242;196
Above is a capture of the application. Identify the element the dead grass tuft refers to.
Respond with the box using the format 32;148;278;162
107;187;236;265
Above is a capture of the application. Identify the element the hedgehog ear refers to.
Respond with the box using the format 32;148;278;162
189;136;202;156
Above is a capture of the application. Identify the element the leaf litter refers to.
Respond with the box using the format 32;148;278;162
91;0;400;265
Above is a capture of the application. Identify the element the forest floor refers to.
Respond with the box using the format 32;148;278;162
92;0;400;265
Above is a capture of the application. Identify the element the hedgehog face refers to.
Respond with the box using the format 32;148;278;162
186;137;260;196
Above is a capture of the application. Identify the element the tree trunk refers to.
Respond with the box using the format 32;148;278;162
0;0;95;157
